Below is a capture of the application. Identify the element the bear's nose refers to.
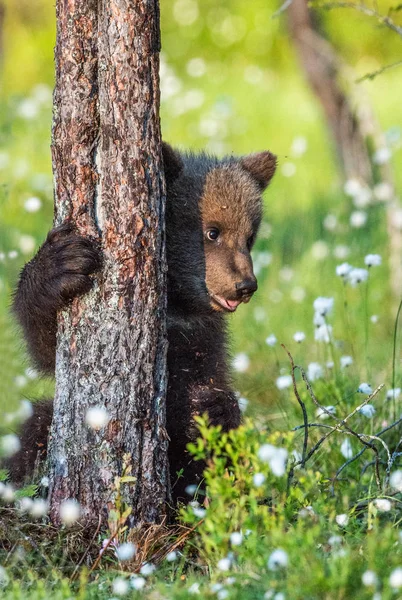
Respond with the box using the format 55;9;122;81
235;277;258;296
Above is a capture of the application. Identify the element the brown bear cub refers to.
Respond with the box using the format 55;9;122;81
9;143;277;502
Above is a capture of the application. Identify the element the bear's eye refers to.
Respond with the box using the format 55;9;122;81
206;228;220;241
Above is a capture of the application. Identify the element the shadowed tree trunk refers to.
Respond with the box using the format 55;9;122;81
287;0;402;300
49;0;169;527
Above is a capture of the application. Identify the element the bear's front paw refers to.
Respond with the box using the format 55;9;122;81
37;223;102;306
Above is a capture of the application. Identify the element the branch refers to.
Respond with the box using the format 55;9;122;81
314;2;402;37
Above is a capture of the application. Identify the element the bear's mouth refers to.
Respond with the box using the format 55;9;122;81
210;294;243;313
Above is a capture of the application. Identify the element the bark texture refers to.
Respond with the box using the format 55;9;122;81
49;0;169;526
288;0;402;299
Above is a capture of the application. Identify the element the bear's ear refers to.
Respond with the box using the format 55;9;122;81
240;151;277;190
162;142;184;185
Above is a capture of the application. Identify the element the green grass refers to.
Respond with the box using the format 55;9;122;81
1;0;402;597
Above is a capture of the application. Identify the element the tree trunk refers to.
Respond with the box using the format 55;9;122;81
49;0;169;527
287;0;402;300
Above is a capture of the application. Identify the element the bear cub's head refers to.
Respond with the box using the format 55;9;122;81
162;143;277;318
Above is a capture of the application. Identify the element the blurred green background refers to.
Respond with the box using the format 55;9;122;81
0;0;401;428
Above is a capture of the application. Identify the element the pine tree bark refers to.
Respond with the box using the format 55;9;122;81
49;0;169;526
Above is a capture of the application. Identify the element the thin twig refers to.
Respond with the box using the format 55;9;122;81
70;514;102;582
314;2;402;37
282;344;309;466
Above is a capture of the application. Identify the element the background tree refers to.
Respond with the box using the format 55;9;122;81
49;0;169;527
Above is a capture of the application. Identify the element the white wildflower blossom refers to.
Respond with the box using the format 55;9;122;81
347;268;369;287
364;254;382;267
373;147;391;165
291;286;306;302
166;551;178;562
314;324;333;343
344;178;361;197
335;513;349;527
238;396;249;413
326;361;334;369
17;497;34;513
41;476;50;488
281;162;296;177
311;240;329;260
267;548;288;571
276;375;292;390
313;312;325;327
186;58;206;78
217;589;229;600
1;485;15;503
0;434;21;457
24;196;42;213
340;355;353;369
232;353;250;373
185;484;197;496
253;473;266;487
316;406;336;420
386;388;401;400
350;211;367;228
293;331;305;343
258;444;288;476
291;136;308;156
217;557;231;571
188;582;200;594
112;577;129;596
193;507;206;518
359;405;376;418
19;234;36;254
389;567;402;589
374;498;391;512
0;566;9;587
30;498;48;518
307;362;323;381
59;499;81;525
16;399;34;422
353;186;372;208
373;182;393;202
334;244;350;260
313;297;334;316
358;383;372;395
340;438;353;459
8;250;18;259
85;406;110;430
230;531;243;546
265;334;277;347
336;262;353;278
323;214;337;231
361;570;377;587
140;563;155;576
371;315;379;324
390;470;402;492
130;576;146;590
116;542;136;561
328;535;342;546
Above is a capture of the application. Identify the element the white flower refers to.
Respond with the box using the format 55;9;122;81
323;214;337;231
293;332;305;343
59;499;81;525
258;444;288;476
336;263;353;278
389;567;402;588
238;396;248;413
373;182;393;202
267;548;288;571
276;375;292;390
18;98;39;119
232;353;250;373
130;576;146;590
140;562;155;576
17;497;33;513
8;250;18;259
230;532;243;546
0;434;21;457
188;582;200;594
350;211;367;228
335;513;349;527
281;162;296;177
314;324;333;343
340;438;353;459
217;590;229;600
313;297;334;316
291;136;308;156
185;484;197;496
85;406;110;430
358;383;372;395
313;312;325;327
186;58;206;78
253;473;266;487
192;507;206;518
344;178;361;197
371;315;379;324
311;240;329;260
166;551;178;562
340;355;353;369
334;244;350;260
316;405;336;420
326;361;334;369
374;498;391;512
359;405;376;418
347;268;369;286
328;535;342;546
307;362;323;381
19;234;36;254
390;470;402;492
116;542;136;561
291;287;306;302
41;476;50;488
30;498;48;518
373;147;391;165
16;399;34;421
361;570;377;586
24;196;42;213
217;557;231;571
265;334;277;347
112;577;129;596
0;566;9;587
1;484;15;503
353;187;372;208
364;254;382;267
386;388;401;400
